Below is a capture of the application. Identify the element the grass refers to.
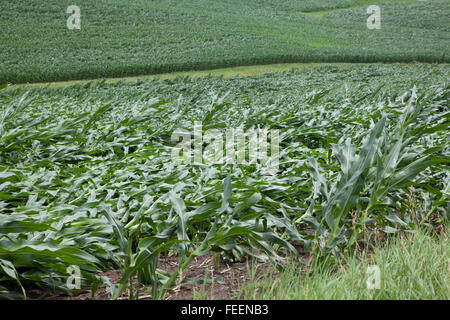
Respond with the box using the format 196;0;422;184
0;64;448;299
236;227;449;299
6;62;439;91
5;62;332;90
1;0;449;84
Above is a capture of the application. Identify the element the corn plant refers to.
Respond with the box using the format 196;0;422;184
0;65;448;299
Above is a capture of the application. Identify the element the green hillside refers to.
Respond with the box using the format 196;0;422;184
1;0;449;83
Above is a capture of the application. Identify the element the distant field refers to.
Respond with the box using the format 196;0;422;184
1;0;449;83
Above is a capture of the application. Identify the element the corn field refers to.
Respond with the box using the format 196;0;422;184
1;0;449;84
0;65;448;299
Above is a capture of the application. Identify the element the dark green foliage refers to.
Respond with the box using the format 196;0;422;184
1;0;449;83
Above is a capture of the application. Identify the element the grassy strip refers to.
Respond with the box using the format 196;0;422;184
236;228;449;300
6;62;330;89
6;62;442;90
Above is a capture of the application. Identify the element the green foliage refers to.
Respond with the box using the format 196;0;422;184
0;64;448;299
236;228;450;300
1;0;449;83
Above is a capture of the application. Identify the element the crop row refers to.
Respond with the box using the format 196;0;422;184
0;64;448;299
1;0;449;83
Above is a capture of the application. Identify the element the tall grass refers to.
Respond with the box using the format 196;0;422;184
237;228;449;299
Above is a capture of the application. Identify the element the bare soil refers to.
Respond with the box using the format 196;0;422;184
24;242;310;300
